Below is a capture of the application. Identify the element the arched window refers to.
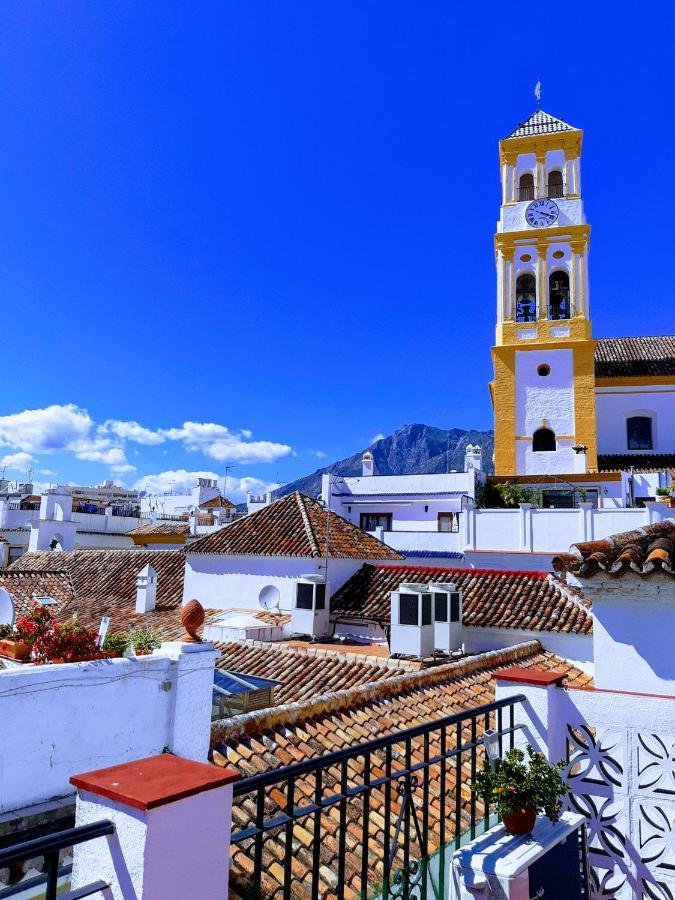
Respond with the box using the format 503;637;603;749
515;273;536;322
547;169;563;199
533;427;556;452
627;416;653;450
518;172;534;202
549;270;570;320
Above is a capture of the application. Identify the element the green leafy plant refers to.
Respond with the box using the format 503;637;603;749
495;483;538;509
102;631;129;656
473;745;567;824
656;487;671;497
0;624;13;639
129;626;162;653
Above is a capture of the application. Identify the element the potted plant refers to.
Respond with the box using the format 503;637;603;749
33;620;106;664
129;626;161;656
656;487;672;504
473;744;567;836
102;631;129;658
0;605;54;661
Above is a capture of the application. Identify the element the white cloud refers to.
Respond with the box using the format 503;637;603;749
0;451;36;471
39;468;57;476
161;421;292;464
370;433;385;444
0;404;292;476
310;449;327;459
0;404;94;455
103;420;165;446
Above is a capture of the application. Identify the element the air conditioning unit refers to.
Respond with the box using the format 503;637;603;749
290;576;329;639
428;582;463;653
450;811;588;899
390;584;434;658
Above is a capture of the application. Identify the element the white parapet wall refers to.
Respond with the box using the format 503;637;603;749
0;642;218;816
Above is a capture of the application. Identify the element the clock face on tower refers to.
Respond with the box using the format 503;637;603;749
525;198;559;228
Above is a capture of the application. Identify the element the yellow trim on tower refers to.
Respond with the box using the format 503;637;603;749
499;129;583;164
491;346;517;475
572;340;599;471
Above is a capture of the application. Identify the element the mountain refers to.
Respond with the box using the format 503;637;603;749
274;423;494;502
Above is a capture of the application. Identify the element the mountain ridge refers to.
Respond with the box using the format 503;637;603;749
272;423;494;502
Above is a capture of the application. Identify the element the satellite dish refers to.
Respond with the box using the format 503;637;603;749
258;585;280;611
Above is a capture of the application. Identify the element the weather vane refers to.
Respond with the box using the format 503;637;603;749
535;79;542;110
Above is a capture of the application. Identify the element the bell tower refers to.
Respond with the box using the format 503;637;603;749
491;109;598;477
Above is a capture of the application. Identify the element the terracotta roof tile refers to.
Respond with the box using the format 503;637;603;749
597;453;675;473
595;335;675;378
0;571;75;621
7;549;188;638
214;641;591;899
187;491;403;560
331;564;592;634
553;518;675;578
201;495;236;509
127;523;190;537
215;641;399;704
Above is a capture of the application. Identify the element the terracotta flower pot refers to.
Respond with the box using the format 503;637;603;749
0;638;33;662
503;808;537;835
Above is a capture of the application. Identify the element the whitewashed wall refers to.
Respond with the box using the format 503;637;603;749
0;645;217;815
496;679;675;900
183;554;368;612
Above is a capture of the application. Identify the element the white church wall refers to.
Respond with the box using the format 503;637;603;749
596;385;675;454
515;348;576;475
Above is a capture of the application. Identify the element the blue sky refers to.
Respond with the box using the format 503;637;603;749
0;2;673;499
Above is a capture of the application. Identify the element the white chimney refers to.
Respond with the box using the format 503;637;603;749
362;452;374;477
135;563;158;614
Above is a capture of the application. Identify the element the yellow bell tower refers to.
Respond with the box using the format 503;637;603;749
491;110;598;477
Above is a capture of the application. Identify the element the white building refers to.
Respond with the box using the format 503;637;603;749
181;490;404;642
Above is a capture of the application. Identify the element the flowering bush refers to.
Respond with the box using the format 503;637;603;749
473;744;567;823
14;604;54;642
32;620;102;663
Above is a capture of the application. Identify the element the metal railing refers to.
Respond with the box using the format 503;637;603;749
518;186;535;201
229;695;525;900
547;183;564;199
0;819;114;900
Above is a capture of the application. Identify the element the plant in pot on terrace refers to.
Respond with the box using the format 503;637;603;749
473;744;567;835
656;487;671;501
32;619;103;664
0;604;55;661
129;626;161;655
102;631;129;657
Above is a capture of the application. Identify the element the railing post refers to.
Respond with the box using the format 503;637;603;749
518;503;534;552
70;754;240;899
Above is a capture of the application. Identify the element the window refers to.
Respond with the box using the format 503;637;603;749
8;547;23;565
549;271;570;320
515;273;536;322
438;512;459;533
533;427;556;452
450;592;461;623
547;169;564;199
359;513;392;532
518;172;534;201
627;416;653;450
399;594;419;626
296;583;314;610
542;489;574;509
434;593;448;622
537;364;551;376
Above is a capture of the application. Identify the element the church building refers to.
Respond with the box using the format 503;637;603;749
490;109;674;504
